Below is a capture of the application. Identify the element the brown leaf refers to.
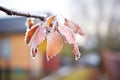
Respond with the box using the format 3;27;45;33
25;25;39;44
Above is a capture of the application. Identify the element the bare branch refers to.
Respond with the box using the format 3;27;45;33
0;6;45;21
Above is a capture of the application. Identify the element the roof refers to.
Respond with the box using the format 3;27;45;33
0;17;26;34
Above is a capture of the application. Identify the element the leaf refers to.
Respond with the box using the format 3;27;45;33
38;39;47;53
46;16;55;27
72;44;81;60
25;25;39;45
65;20;85;35
26;18;33;29
30;47;37;58
58;26;81;60
32;27;46;48
46;31;63;61
30;26;46;57
58;26;75;44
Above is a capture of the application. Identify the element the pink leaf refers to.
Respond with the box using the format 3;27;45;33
32;27;46;48
30;47;37;59
65;19;85;35
58;26;75;44
30;26;46;57
72;44;81;60
58;26;81;60
46;31;63;61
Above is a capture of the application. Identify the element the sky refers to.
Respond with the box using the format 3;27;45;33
0;0;70;18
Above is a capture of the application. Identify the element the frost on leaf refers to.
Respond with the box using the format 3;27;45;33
58;26;81;60
46;31;63;61
25;15;85;61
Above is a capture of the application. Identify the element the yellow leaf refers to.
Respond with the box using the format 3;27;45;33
38;38;47;53
46;16;55;27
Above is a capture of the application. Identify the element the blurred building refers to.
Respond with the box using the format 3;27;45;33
0;17;30;69
0;17;61;80
0;17;30;80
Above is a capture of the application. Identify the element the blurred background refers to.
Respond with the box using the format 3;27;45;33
0;0;120;80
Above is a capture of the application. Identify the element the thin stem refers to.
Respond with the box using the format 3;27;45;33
0;6;45;21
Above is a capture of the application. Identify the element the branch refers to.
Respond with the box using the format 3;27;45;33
0;6;45;21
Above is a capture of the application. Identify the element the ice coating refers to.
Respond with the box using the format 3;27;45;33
58;26;81;60
46;31;63;61
25;15;85;61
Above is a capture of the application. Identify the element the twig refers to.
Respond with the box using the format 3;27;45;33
0;6;45;21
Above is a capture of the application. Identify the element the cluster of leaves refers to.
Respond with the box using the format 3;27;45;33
25;15;85;61
0;6;85;61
